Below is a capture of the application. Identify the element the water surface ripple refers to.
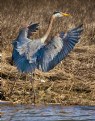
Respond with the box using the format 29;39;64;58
0;103;95;121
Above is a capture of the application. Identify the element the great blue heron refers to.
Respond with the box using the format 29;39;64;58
12;11;83;103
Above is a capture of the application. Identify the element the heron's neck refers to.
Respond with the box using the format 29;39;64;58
41;17;54;43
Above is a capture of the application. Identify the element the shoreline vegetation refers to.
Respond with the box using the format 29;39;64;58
1;0;95;105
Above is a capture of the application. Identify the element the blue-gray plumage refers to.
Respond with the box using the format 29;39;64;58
12;12;83;73
37;24;83;72
12;32;43;73
27;22;39;38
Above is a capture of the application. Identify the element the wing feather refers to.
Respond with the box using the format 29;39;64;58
37;24;83;72
27;23;39;38
12;37;44;73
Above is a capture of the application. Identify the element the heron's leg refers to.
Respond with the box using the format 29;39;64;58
23;74;28;103
29;73;36;104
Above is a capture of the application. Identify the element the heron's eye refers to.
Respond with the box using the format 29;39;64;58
53;11;60;14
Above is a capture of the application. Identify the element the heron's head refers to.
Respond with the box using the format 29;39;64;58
52;11;71;19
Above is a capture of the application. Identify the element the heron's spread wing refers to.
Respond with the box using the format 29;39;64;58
27;23;39;38
12;23;39;46
12;37;44;73
37;24;83;72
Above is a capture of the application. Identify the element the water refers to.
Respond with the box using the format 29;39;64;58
0;102;95;121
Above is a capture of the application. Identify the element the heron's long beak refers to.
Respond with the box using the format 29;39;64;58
61;12;71;17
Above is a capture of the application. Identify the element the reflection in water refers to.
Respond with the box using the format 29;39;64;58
0;103;95;121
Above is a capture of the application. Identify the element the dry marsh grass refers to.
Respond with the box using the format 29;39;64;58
0;0;95;105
